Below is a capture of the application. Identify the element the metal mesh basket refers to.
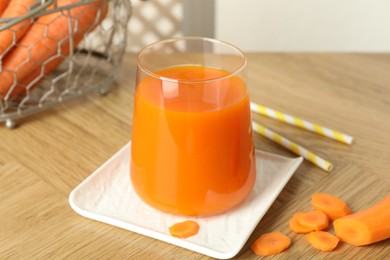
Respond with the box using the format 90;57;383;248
0;0;131;128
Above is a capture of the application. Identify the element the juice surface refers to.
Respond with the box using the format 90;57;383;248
131;65;256;216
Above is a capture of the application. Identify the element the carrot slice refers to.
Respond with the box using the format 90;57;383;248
289;212;312;234
297;210;329;231
334;195;390;246
312;193;351;220
306;231;339;251
168;220;199;238
250;232;291;256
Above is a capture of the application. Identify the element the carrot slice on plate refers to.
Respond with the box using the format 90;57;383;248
251;232;291;256
168;220;199;238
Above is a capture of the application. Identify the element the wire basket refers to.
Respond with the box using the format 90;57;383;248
0;0;131;128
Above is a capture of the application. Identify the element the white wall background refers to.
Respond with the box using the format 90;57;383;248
126;0;183;52
215;0;390;52
127;0;390;52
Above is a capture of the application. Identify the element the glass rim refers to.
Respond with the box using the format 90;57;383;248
137;37;247;84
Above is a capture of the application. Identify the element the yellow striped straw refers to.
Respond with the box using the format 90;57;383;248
250;102;353;145
252;121;333;172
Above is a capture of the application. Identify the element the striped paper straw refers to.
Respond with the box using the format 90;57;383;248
250;102;353;145
252;121;333;172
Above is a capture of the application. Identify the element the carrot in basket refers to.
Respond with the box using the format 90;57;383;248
0;1;10;16
306;231;339;252
312;193;351;220
0;0;108;97
13;34;85;96
250;232;291;256
0;0;36;56
168;220;199;238
333;195;390;246
289;212;313;234
296;210;329;231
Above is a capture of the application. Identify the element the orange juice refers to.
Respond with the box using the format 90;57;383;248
131;65;256;216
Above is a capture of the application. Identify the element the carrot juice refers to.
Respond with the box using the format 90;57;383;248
131;65;256;216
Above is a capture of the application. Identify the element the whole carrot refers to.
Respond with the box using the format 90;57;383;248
13;34;84;96
334;195;390;246
0;0;36;56
0;1;10;16
0;0;108;98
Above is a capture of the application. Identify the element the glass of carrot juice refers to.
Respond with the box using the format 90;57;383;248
131;37;256;216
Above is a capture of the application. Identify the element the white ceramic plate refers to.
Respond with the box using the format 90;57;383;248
69;142;302;259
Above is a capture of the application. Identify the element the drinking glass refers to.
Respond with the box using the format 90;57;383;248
131;37;256;216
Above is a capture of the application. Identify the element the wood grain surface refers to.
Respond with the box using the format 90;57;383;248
1;53;389;259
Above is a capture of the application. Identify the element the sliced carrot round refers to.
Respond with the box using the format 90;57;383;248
312;193;351;220
289;212;313;234
250;232;291;256
306;231;340;251
168;220;199;238
297;210;329;231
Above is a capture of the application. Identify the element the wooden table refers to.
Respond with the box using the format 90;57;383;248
1;53;389;259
